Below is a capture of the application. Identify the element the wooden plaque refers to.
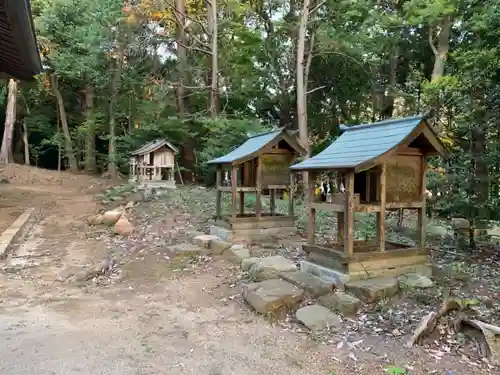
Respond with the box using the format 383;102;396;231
261;153;292;187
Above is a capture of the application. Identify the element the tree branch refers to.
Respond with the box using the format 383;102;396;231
428;26;438;56
306;85;326;95
309;0;326;15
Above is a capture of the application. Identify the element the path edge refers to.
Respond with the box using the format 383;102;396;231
0;207;35;259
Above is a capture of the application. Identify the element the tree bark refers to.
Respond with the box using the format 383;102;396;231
175;0;195;182
108;46;124;179
429;15;452;83
206;0;218;118
297;0;311;189
50;74;78;172
22;120;29;165
83;84;96;173
0;79;17;164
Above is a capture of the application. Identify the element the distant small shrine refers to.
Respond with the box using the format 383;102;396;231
129;139;178;189
208;128;306;241
291;115;446;281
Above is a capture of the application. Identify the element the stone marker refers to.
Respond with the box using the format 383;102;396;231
317;291;361;315
242;279;304;316
295;304;342;332
451;218;470;230
210;238;232;255
279;271;334;298
223;244;250;264
248;255;297;281
241;257;261;271
345;277;398;303
397;273;434;289
194;234;219;249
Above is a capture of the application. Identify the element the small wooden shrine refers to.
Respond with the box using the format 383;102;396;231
207;128;306;241
129;139;178;189
291;115;446;281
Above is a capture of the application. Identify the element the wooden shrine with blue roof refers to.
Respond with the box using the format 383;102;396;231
208;128;306;241
291;115;446;281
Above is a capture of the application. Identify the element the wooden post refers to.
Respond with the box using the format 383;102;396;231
255;157;262;218
337;173;345;242
377;163;387;252
239;192;245;215
216;166;222;220
417;156;427;250
344;171;354;255
270;189;276;215
308;171;316;244
288;173;295;216
231;165;237;220
365;170;371;203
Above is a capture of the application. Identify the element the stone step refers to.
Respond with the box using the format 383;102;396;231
242;279;304;318
295;304;342;332
317;291;361;316
345;277;399;303
299;260;349;290
279;270;334;298
247;255;297;281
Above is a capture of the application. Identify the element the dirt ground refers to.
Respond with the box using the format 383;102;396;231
0;165;495;375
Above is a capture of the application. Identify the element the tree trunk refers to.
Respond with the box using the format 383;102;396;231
22;120;29;165
429;15;452;83
0;79;17;164
175;0;195;183
207;0;218;118
83;84;96;173
297;0;311;189
50;74;78;172
108;46;124;179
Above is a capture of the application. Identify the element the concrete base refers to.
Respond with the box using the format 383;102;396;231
300;259;433;286
0;207;35;259
210;224;296;242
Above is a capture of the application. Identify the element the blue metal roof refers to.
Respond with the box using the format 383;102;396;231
290;115;426;171
207;128;284;164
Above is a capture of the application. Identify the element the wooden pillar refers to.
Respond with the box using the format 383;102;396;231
270;189;276;215
288;173;295;216
344;171;355;255
255;157;262;218
231;165;237;220
307;171;316;245
365;170;371;203
417;156;427;250
377;163;387;252
239;192;245;215
337;173;345;242
216;166;222;220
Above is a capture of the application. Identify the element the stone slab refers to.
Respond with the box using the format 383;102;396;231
0;207;34;259
397;273;434;289
241;257;261;271
280;271;334;298
167;243;205;259
300;260;349;290
317;291;361;316
210;238;232;255
295;304;342;332
223;245;251;264
249;255;297;281
194;234;219;249
242;279;304;317
345;277;399;303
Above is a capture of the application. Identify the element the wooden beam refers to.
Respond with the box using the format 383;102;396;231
270;189;276;215
344;171;354;255
288;173;295;216
255;156;262;218
308;172;316;244
216;167;222;219
231;165;237;220
417;156;427;250
377;163;387;252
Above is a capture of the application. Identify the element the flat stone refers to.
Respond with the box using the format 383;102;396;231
249;233;275;245
345;277;398;303
398;273;434;289
451;217;470;230
223;245;251;264
242;279;304;317
168;243;205;258
210;225;231;241
280;271;333;298
248;255;297;281
300;260;349;290
295;304;342;332
194;234;219;248
210;238;232;255
317;291;361;315
241;257;261;271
